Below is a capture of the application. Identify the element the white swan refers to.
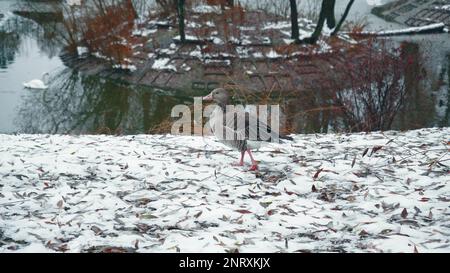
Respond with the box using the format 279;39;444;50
23;73;49;90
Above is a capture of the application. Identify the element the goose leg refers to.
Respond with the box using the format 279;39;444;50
247;149;258;171
232;151;245;166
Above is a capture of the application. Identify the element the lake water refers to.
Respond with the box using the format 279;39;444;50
0;0;448;134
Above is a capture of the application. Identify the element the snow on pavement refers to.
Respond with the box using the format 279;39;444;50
0;128;449;253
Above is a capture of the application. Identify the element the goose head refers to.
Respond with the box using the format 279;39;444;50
202;88;229;105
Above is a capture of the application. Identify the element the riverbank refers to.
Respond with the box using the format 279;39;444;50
60;4;359;93
372;0;450;30
0;127;449;252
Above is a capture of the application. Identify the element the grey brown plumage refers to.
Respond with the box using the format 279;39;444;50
212;107;291;151
202;88;293;170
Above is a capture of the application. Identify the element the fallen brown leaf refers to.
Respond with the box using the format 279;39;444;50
313;168;324;179
362;148;369;157
401;208;408;219
235;209;252;214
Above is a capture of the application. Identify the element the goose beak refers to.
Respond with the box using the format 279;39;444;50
202;93;213;101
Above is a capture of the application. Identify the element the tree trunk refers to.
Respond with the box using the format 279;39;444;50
331;0;354;36
301;0;336;44
177;0;185;43
324;0;336;29
290;0;299;41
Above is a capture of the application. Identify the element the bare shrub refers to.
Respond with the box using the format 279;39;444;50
154;0;178;16
298;0;321;22
82;0;137;64
317;38;424;132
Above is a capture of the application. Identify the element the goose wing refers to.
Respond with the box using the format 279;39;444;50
218;108;279;142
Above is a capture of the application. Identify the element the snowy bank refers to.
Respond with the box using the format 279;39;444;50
0;128;449;253
352;23;446;37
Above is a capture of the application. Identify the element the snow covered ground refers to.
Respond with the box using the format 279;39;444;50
0;128;449;253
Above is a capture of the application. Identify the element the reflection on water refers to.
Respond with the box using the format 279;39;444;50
0;31;19;69
15;68;193;134
0;0;449;135
394;42;435;130
435;53;450;127
393;35;450;130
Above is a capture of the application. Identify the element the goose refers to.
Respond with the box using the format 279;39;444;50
203;88;293;171
23;73;49;90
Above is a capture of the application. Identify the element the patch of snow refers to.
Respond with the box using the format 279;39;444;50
66;0;82;6
156;48;177;55
299;29;313;40
92;52;111;61
191;5;222;14
0;128;449;253
212;37;224;45
152;58;177;72
187;22;201;28
159;45;177;55
189;46;203;59
240;38;252;46
262;37;271;45
280;30;292;37
366;0;383;6
181;63;191;72
263;21;290;30
239;26;256;31
173;35;201;42
360;23;446;36
281;29;312;40
0;12;13;29
204;59;231;66
252;52;264;58
229;37;240;44
133;28;157;37
266;49;282;59
316;40;332;53
149;20;171;27
113;64;137;72
322;24;334;36
76;46;88;57
236;46;250;58
383;23;445;35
